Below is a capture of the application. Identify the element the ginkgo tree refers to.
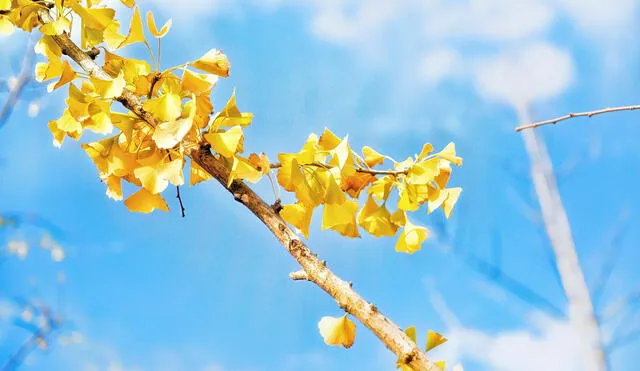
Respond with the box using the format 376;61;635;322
0;1;463;370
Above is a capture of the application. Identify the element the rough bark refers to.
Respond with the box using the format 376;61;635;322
37;8;438;371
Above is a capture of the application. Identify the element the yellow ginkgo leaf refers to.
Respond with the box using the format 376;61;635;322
395;218;429;254
204;125;244;158
317;127;341;151
134;158;184;194
341;172;376;198
0;17;15;35
118;6;146;48
416;143;434;160
435;142;463;166
357;196;397;237
435;360;446;370
404;326;417;343
102;20;126;49
35;58;64;82
90;71;126;99
367;175;395;202
390;209;407;227
427;187;461;218
280;202;314;239
442;187;461;219
227;155;263;186
152;96;196;149
318;314;356;349
189;160;212;186
362;146;385;167
84;103;114;134
103;175;123;201
209;89;253;129
71;3;115;30
426;330;447;352
35;35;62;59
39;15;70;35
124;188;169;213
247;152;271;176
146;11;172;38
322;200;360;238
190;48;231;77
143;93;182;122
181;69;217;94
48;110;83;147
120;0;135;7
290;159;324;207
0;0;11;11
48;61;76;92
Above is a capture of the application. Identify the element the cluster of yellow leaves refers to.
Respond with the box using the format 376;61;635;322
396;326;448;370
5;0;264;213
8;1;462;252
277;129;462;254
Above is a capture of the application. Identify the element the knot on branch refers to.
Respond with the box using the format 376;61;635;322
87;47;100;60
233;192;249;204
271;198;283;213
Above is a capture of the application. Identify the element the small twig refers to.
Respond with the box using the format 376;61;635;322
591;210;631;309
269;162;405;176
289;270;309;281
515;105;640;131
176;185;186;218
606;327;640;353
0;38;37;130
600;286;640;321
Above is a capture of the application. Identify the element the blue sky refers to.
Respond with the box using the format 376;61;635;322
1;1;640;370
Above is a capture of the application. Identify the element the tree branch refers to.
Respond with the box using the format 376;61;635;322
515;105;640;131
38;9;438;371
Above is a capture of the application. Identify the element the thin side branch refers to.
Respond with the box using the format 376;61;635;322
289;270;309;281
515;105;640;131
39;9;438;371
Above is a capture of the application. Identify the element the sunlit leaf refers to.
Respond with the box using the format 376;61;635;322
124;188;169;213
318;314;356;348
146;11;172;38
426;330;447;352
190;48;231;77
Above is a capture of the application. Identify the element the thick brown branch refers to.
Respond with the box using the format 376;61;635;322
37;9;439;371
515;105;640;131
189;148;437;370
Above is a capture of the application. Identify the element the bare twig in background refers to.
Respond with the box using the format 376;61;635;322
433;220;564;318
601;286;640;322
1;303;63;371
515;105;640;131
591;210;631;309
518;108;607;371
0;38;36;130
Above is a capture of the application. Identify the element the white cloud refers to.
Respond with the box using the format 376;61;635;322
442;314;592;371
135;0;225;19
472;42;574;108
423;0;555;42
420;48;462;85
558;0;639;37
